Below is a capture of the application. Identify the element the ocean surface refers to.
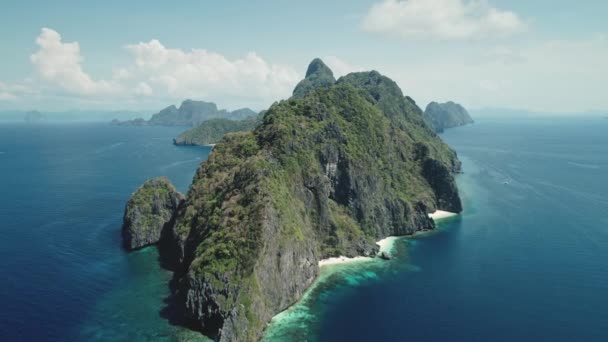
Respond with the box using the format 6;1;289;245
1;117;608;341
0;123;210;341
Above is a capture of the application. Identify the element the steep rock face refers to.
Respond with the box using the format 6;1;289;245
423;101;474;133
173;113;263;146
121;177;185;250
292;58;336;99
163;62;462;340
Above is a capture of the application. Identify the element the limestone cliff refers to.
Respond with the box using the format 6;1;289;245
292;58;336;99
171;61;461;340
121;177;184;250
123;59;463;341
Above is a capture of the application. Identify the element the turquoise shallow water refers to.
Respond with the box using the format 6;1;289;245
265;117;608;341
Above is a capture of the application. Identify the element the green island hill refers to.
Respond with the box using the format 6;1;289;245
423;101;474;133
173;112;264;146
121;58;463;341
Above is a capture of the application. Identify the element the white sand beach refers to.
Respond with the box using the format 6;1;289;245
318;212;458;267
318;236;401;267
376;236;399;254
318;256;374;267
428;210;458;221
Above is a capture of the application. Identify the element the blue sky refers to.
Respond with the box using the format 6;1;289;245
0;0;606;113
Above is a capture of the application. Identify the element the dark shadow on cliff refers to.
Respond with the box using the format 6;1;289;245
156;217;221;340
157;270;222;341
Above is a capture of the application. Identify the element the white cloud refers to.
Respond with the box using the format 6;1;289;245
134;82;152;96
125;39;300;107
386;36;608;112
361;0;527;41
0;82;18;101
16;29;301;109
7;27;604;114
0;92;17;101
30;28;119;95
323;56;363;77
481;46;526;65
112;68;131;80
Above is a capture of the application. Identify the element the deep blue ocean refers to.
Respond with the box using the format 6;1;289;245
1;117;607;341
0;123;210;341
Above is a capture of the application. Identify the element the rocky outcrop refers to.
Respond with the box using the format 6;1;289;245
164;60;462;341
292;58;336;99
423;101;474;133
121;177;184;250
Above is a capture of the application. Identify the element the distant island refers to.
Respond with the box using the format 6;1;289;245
112;100;256;127
173;112;263;146
121;58;463;341
424;101;474;133
24;110;46;123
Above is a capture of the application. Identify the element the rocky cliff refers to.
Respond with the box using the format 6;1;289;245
173;112;263;146
121;177;184;250
423;101;474;133
122;59;463;341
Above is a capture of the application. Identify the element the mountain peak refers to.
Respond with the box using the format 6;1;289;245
305;58;334;78
292;58;336;98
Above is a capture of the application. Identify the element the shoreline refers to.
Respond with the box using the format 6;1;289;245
318;236;400;267
271;210;460;337
428;210;458;221
317;210;458;268
318;255;374;267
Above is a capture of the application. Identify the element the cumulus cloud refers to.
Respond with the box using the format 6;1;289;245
385;36;608;112
361;0;527;41
481;46;526;65
30;28;120;95
112;68;131;80
0;92;17;101
0;81;18;101
18;28;302;108
125;39;300;106
134;82;152;96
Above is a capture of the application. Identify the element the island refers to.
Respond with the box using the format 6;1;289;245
112;100;256;127
24;110;46;123
120;59;463;341
173;112;263;146
423;101;474;133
